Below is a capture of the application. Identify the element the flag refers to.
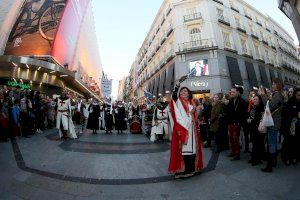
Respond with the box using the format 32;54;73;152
144;90;153;100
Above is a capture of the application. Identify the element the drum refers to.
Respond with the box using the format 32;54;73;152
129;115;141;134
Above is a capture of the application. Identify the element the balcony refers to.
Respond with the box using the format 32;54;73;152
156;27;160;34
166;26;173;37
213;0;223;5
262;39;269;46
166;6;172;16
241;48;253;58
161;17;166;26
251;32;259;40
230;6;239;13
256;21;263;26
236;23;246;33
183;12;202;23
271;45;276;50
177;39;217;53
158;50;175;70
156;45;161;52
160;35;166;45
245;14;252;20
266;28;271;32
218;15;230;26
224;42;237;53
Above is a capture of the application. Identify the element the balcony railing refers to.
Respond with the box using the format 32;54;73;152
251;32;259;40
224;42;237;53
166;6;172;16
245;14;252;20
213;0;223;5
242;48;253;58
178;39;217;53
218;15;230;26
160;35;166;45
183;12;202;22
230;5;239;13
236;23;246;33
166;26;173;37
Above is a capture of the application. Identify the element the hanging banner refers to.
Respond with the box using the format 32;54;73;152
101;79;112;98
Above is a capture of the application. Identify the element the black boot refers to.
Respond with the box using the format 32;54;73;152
261;154;273;173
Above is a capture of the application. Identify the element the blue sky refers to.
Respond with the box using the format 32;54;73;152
91;0;298;98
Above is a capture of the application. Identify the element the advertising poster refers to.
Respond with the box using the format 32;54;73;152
189;59;209;77
5;0;66;56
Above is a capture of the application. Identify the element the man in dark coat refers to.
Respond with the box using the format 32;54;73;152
114;101;127;134
104;101;113;134
227;86;248;161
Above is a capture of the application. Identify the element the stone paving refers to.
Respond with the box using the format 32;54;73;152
0;128;299;200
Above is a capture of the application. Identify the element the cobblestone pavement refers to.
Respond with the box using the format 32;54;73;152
0;128;299;200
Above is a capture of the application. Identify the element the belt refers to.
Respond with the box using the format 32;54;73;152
58;110;68;112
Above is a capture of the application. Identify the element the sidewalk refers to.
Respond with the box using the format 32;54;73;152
0;128;299;200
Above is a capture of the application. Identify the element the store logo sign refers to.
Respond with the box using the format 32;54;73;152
7;81;30;90
191;81;208;88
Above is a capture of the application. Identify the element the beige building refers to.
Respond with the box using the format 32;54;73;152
130;0;300;100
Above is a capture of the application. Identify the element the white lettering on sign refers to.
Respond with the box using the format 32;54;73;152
191;81;209;88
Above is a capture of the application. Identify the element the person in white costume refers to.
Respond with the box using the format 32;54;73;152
56;91;77;139
150;98;170;142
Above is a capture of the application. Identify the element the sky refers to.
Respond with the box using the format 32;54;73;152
91;0;299;99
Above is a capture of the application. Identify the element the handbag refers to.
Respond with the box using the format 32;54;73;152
258;101;280;133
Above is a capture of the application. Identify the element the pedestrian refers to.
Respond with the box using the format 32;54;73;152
87;99;100;134
209;93;225;153
259;78;284;172
247;95;265;166
168;76;203;179
281;87;300;166
227;86;248;161
114;101;127;134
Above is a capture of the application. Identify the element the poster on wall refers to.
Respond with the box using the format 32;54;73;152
5;0;66;56
189;59;209;77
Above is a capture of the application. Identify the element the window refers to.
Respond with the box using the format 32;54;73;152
222;31;231;48
254;44;260;58
235;17;241;27
265;49;269;62
190;28;201;41
217;8;224;20
187;7;197;15
241;38;247;54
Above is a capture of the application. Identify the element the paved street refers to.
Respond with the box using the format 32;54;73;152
0;128;299;200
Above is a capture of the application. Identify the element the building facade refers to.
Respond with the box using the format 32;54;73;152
278;0;300;44
130;0;300;99
0;0;102;99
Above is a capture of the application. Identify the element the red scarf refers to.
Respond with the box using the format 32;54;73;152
168;98;203;174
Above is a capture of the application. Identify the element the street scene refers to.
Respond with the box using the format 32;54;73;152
0;0;300;199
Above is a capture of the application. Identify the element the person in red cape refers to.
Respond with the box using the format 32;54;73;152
168;76;203;179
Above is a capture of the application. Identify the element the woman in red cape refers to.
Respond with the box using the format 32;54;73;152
168;77;203;179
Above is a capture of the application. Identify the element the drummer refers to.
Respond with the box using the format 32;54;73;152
128;99;142;134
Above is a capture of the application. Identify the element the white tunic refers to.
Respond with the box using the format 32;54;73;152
56;98;77;139
181;104;196;155
150;106;170;141
171;99;196;155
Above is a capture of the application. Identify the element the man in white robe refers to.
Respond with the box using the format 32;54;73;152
56;92;77;139
150;100;170;142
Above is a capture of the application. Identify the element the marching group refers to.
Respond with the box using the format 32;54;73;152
1;76;299;179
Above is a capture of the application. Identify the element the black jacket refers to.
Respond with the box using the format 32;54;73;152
227;96;248;125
